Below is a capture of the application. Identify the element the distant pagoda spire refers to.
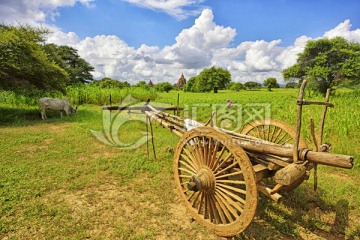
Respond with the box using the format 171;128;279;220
147;79;154;87
176;73;186;89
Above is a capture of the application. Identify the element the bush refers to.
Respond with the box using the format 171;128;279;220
228;82;245;91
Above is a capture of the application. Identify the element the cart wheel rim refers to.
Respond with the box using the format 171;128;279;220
174;126;258;237
240;119;307;148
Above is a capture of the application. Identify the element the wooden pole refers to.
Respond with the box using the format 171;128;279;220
149;117;157;160
310;118;318;191
109;94;112;121
146;116;149;159
319;88;331;145
177;93;180;116
293;80;307;162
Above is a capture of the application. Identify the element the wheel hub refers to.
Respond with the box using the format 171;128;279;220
187;167;215;192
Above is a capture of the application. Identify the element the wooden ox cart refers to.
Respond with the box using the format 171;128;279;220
105;80;354;237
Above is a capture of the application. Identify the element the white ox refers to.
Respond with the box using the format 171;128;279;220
38;98;77;120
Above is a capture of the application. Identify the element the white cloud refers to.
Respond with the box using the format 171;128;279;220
276;35;311;69
0;0;94;27
324;19;360;43
124;0;206;20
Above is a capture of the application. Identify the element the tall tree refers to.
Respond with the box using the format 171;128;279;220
0;24;70;93
154;82;173;92
244;81;261;90
282;37;360;94
44;44;94;84
263;77;279;91
187;66;231;93
228;82;245;91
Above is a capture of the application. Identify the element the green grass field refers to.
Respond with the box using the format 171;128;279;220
0;88;359;239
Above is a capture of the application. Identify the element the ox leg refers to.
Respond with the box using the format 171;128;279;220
40;109;46;120
60;111;63;118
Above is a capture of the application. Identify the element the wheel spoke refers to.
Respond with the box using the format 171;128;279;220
214;192;235;222
216;187;244;213
282;137;294;145
204;192;209;219
215;170;243;179
212;145;226;170
179;174;192;178
216;179;245;185
215;189;240;219
217;183;247;196
208;193;221;224
179;159;197;174
183;146;200;168
203;136;210;166
276;132;289;144
272;127;283;143
187;190;196;201
268;126;277;142
217;184;246;206
193;138;204;165
198;191;205;214
208;141;220;169
179;167;196;176
191;191;202;207
215;160;238;177
213;152;233;173
211;194;227;224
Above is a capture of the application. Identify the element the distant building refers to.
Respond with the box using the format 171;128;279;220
176;73;186;89
147;80;154;87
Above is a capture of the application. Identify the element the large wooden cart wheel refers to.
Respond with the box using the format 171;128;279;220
174;126;258;237
241;119;308;191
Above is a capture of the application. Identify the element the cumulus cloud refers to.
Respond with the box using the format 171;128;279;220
124;0;206;20
0;0;94;27
45;10;360;84
324;19;360;43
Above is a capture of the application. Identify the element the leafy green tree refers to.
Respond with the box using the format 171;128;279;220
263;77;280;91
285;82;298;88
44;44;94;84
154;82;173;92
228;82;245;91
187;66;231;93
133;81;148;89
244;81;261;90
283;37;360;94
184;76;196;92
91;78;130;88
0;24;70;93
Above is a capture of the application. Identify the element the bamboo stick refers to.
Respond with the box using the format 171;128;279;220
145;111;183;137
297;100;334;107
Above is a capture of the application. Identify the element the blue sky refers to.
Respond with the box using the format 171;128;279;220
52;0;360;47
1;0;360;84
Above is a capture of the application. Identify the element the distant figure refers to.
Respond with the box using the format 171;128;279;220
226;99;233;108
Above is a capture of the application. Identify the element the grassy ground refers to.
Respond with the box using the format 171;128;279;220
0;89;359;239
